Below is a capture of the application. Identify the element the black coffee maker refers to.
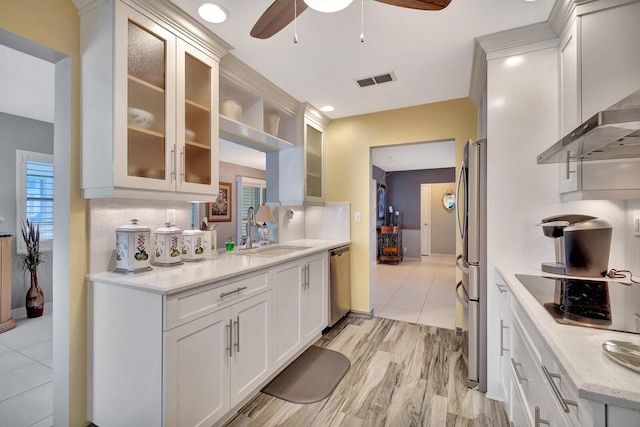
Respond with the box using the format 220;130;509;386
539;214;612;277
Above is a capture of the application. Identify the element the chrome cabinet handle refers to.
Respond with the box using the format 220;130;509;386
455;160;466;241
500;319;509;356
496;283;508;294
170;145;176;181
226;319;232;357
542;365;578;413
220;286;248;299
510;358;528;384
180;148;185;182
234;316;240;353
306;264;310;288
535;406;550;426
455;255;469;274
565;151;576;180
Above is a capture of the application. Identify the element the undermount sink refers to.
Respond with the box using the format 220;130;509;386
238;245;311;257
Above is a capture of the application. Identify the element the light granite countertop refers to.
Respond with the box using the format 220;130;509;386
88;239;350;295
497;265;640;411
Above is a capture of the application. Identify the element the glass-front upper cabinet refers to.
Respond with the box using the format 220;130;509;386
77;0;226;200
177;41;219;195
305;122;323;200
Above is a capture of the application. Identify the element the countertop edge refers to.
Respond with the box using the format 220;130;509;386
496;265;640;412
87;239;350;295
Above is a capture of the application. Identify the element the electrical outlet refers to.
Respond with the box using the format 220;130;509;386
635;212;640;237
166;209;176;226
354;212;361;223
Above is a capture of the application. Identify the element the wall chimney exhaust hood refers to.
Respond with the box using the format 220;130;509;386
537;89;640;164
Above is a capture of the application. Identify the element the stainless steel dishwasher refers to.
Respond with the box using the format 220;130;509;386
329;245;351;327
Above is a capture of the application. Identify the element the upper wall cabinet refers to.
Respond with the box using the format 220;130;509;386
276;104;329;205
74;0;231;201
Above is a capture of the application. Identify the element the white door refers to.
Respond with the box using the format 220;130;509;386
420;184;431;256
271;261;302;365
301;255;328;340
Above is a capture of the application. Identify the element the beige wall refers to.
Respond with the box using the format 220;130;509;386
0;1;86;425
325;98;477;313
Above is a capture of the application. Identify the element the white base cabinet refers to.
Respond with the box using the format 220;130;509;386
272;253;329;367
496;270;640;427
89;251;330;427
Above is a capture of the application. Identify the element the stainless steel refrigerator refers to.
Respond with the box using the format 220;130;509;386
455;139;487;392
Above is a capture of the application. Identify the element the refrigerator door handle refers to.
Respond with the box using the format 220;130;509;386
456;281;469;307
456;255;469;274
455;160;466;241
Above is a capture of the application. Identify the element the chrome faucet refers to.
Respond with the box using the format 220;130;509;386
246;207;257;249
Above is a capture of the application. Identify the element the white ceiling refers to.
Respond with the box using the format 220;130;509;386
170;0;555;120
372;139;455;172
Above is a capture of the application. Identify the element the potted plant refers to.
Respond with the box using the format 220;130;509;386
18;219;45;318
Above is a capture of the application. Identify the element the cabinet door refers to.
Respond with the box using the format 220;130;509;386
304;120;324;201
115;4;176;192
176;40;219;194
496;280;511;403
230;291;271;406
271;262;302;365
165;308;230;427
301;255;328;340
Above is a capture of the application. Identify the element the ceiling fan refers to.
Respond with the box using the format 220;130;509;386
250;0;452;39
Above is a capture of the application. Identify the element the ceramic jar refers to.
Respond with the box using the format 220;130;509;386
202;229;217;257
154;223;182;266
115;219;151;273
181;229;205;262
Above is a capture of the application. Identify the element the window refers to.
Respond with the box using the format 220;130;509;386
236;177;266;241
16;150;54;253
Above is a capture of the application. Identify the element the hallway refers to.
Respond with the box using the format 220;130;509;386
373;254;456;329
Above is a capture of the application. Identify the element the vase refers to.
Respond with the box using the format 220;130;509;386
25;270;44;318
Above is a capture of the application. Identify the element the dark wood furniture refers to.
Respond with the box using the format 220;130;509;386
377;225;403;264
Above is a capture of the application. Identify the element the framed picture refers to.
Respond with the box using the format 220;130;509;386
377;184;386;219
207;181;232;222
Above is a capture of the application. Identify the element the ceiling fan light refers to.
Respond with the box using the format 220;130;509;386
304;0;354;13
198;3;228;24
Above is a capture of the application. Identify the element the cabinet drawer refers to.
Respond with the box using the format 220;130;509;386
165;272;269;330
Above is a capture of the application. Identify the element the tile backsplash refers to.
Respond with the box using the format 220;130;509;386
88;199;351;273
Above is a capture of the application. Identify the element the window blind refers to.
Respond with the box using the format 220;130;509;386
26;161;54;240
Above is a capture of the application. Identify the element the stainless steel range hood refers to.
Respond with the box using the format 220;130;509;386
537;89;640;164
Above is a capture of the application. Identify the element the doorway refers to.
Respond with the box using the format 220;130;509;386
0;30;72;425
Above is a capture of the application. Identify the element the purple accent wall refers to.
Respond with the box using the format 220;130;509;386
386;168;455;229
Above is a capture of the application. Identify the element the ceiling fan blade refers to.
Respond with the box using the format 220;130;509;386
374;0;452;11
250;0;309;39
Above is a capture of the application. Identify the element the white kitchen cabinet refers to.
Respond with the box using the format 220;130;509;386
166;290;270;427
271;260;303;365
76;0;229;201
272;252;328;365
277;104;330;205
580;0;640;120
301;254;328;340
495;278;511;404
165;308;230;427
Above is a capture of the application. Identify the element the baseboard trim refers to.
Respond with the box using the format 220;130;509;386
348;309;373;319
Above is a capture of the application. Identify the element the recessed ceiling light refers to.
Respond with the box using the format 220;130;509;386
320;105;335;112
198;3;228;24
304;0;353;13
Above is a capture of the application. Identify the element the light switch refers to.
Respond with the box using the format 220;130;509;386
634;213;640;237
354;212;361;223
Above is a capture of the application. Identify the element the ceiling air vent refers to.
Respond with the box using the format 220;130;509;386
355;72;395;88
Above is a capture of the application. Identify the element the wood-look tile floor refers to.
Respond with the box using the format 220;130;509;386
224;316;509;427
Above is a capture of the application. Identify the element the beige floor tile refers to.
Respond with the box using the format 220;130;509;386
375;306;420;324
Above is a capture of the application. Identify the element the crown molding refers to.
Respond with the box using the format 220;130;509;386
469;22;558;105
73;0;232;60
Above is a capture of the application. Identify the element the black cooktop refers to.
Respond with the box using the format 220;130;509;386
515;274;640;335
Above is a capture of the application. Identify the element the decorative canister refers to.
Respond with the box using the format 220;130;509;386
154;223;182;266
181;229;205;262
115;219;151;273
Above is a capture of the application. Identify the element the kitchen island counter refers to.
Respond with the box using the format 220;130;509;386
497;265;640;412
88;239;349;295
